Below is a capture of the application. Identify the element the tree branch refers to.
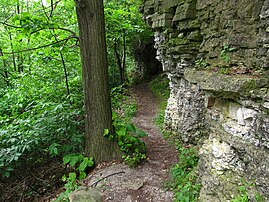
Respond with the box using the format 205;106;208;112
37;0;61;12
31;27;77;37
0;72;5;78
0;21;21;29
2;36;78;54
0;21;77;38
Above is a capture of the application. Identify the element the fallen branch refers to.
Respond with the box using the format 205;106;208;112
90;171;125;188
18;181;27;202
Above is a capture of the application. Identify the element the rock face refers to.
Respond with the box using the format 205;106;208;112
141;0;269;201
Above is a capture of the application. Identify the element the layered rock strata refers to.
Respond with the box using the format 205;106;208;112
141;0;269;200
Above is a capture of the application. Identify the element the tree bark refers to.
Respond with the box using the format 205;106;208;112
74;0;121;164
0;48;10;86
122;33;126;82
114;38;126;83
114;39;124;83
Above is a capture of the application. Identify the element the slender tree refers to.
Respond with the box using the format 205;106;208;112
74;0;121;164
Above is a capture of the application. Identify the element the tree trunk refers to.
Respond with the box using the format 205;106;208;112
0;48;9;86
59;50;71;101
74;0;121;164
114;38;126;83
114;39;124;83
7;32;17;72
122;33;126;82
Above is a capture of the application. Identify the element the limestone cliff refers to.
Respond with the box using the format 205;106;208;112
141;0;269;201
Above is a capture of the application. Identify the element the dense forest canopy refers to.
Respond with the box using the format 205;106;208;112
0;0;151;178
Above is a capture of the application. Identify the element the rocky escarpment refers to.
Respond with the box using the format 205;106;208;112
141;0;269;201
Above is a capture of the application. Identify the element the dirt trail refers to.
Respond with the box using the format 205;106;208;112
85;83;178;202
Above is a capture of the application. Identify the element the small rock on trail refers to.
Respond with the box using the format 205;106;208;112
84;83;178;202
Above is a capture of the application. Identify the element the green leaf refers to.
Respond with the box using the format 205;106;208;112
78;158;88;172
62;174;67;182
49;143;60;156
68;172;76;181
136;130;147;137
63;155;71;164
117;128;126;137
104;128;109;136
126;124;136;133
3;171;11;178
69;156;79;167
79;171;86;180
87;158;94;167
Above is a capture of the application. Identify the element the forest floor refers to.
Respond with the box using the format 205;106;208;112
0;83;178;202
83;83;179;201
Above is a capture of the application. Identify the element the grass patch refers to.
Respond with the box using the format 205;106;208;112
155;101;168;128
149;73;170;128
149;73;170;99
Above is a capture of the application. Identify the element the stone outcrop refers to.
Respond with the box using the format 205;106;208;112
69;187;102;202
141;0;269;201
187;70;269;201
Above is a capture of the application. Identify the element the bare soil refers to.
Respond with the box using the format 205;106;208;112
84;83;178;202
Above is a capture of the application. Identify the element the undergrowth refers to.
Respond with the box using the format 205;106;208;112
0;81;146;201
54;85;146;201
165;144;201;202
0;76;85;178
110;85;147;167
231;179;265;202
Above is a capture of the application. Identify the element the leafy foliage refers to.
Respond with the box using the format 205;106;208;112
109;85;147;167
111;123;147;167
195;58;209;69
0;75;84;177
165;145;201;202
104;0;152;84
231;186;249;202
0;0;82;178
231;180;265;202
63;153;94;179
0;0;150;178
111;85;137;122
56;153;94;201
220;44;236;64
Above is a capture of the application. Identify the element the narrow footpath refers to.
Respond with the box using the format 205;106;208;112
85;84;178;202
